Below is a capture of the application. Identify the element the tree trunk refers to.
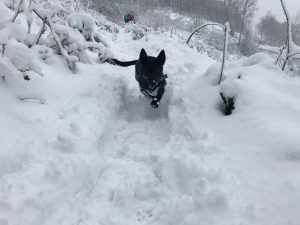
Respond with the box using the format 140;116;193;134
238;0;249;48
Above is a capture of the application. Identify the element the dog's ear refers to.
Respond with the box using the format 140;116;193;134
157;50;166;65
139;48;148;64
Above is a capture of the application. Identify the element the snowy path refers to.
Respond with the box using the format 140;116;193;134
1;28;300;225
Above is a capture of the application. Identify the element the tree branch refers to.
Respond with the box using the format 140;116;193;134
11;0;24;22
187;22;230;85
187;23;225;44
33;7;79;71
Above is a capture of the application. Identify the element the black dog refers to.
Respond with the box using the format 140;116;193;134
107;49;167;108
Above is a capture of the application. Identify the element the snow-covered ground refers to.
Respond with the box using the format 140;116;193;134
1;2;300;225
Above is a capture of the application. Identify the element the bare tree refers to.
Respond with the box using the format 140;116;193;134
292;12;300;46
257;12;286;46
259;0;300;71
238;0;257;47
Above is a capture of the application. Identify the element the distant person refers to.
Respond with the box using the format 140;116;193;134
124;12;136;24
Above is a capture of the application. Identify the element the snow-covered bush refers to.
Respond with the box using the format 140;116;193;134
125;25;146;40
0;56;22;80
0;0;112;76
131;27;145;40
36;0;74;22
67;13;94;41
96;21;119;34
46;23;88;64
0;0;40;80
203;53;276;115
124;25;153;41
192;41;222;61
84;0;121;22
0;22;27;44
33;2;111;71
5;39;42;75
219;75;242;115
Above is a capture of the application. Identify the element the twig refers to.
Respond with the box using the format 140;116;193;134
18;97;45;104
275;45;287;65
35;20;46;44
11;0;24;22
187;23;225;44
1;44;5;56
219;22;230;85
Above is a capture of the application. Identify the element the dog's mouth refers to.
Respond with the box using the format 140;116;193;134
148;81;158;90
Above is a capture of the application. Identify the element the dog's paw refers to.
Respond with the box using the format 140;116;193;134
150;99;159;108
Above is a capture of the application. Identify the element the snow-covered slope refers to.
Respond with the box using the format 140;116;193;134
1;3;300;225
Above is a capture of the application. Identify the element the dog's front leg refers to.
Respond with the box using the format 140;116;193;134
150;87;165;108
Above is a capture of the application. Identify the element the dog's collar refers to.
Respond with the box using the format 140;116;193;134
141;74;167;97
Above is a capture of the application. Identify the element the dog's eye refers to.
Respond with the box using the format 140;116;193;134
152;80;156;84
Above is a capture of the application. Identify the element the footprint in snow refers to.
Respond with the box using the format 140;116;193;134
119;85;173;122
54;135;75;153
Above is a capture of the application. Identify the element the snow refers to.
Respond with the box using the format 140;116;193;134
278;0;300;66
93;31;110;47
0;28;9;44
1;2;300;225
0;1;12;24
67;13;94;31
0;56;22;77
219;76;241;99
67;12;95;41
289;41;300;59
5;39;41;74
4;22;27;42
259;45;282;55
31;45;53;64
0;2;27;44
32;4;54;20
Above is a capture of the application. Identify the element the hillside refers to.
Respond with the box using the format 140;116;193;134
1;1;300;225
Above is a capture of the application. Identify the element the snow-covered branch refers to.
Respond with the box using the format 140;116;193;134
219;22;230;85
187;23;225;44
259;45;287;66
187;22;231;85
32;6;79;71
1;0;112;77
259;45;283;55
11;0;25;22
280;0;300;70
